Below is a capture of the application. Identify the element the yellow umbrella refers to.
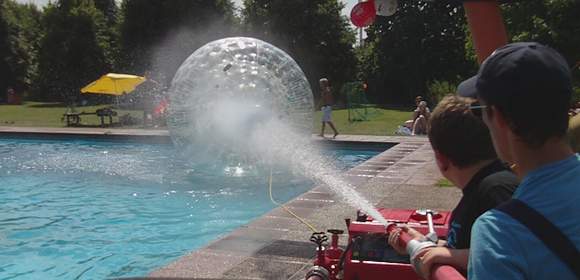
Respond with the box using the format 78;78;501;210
81;73;146;96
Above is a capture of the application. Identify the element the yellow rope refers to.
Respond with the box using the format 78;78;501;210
268;167;318;233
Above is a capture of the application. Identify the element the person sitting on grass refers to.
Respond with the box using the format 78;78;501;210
388;95;519;279
411;100;430;135
402;96;430;135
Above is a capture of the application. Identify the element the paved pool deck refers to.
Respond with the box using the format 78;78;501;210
0;127;461;280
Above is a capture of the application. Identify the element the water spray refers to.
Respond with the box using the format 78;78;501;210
166;37;391;226
165;37;462;280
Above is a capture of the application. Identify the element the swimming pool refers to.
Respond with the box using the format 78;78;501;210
0;137;386;279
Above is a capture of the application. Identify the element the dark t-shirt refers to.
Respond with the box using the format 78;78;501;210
446;160;519;249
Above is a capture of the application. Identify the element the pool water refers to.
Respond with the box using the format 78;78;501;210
0;138;384;279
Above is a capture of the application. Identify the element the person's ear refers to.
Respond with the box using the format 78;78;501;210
489;106;510;130
434;150;450;173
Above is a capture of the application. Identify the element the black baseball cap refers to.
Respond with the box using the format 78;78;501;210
458;42;572;103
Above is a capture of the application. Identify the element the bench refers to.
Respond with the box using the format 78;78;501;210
63;108;118;127
96;108;118;126
63;112;96;126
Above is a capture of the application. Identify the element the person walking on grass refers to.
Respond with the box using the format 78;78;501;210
319;78;339;138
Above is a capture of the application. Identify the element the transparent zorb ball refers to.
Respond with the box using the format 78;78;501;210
167;37;314;155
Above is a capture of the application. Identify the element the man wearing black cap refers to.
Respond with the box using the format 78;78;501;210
458;42;580;279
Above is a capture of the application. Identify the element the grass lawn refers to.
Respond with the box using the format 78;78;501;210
436;178;454;187
0;102;144;128
0;102;411;135
313;107;410;135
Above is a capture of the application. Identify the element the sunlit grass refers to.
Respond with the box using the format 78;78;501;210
313;107;410;136
436;178;454;187
0;102;143;127
0;102;411;135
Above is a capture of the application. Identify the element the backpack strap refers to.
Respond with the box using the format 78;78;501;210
496;199;580;278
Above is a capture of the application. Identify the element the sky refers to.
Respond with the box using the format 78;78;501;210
16;0;360;18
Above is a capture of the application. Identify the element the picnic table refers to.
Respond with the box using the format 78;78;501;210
63;111;95;126
96;108;118;126
63;108;118;127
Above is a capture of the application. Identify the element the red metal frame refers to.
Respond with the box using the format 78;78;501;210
307;208;466;280
343;209;459;280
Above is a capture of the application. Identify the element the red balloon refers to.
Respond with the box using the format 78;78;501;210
351;1;376;28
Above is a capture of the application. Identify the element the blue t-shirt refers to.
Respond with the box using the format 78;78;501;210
468;154;580;280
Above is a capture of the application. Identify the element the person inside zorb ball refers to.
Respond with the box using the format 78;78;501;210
167;37;314;155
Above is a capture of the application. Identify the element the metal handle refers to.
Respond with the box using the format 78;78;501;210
415;209;438;243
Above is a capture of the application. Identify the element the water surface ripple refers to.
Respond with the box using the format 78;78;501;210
0;138;378;279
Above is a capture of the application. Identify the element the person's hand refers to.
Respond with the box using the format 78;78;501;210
413;247;453;280
388;227;406;254
387;226;425;255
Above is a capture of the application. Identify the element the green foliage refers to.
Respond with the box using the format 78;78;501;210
35;0;116;102
428;80;457;104
93;0;117;25
0;0;15;96
571;87;580;104
242;0;357;102
342;81;380;122
0;0;41;96
462;25;478;69
1;0;579;115
341;81;365;102
361;1;474;105
502;0;580;87
355;41;379;81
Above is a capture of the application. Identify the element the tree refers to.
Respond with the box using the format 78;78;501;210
0;0;15;97
0;0;41;97
93;0;119;68
360;0;473;105
93;0;117;25
35;0;114;102
119;0;238;85
502;0;580;87
242;0;357;103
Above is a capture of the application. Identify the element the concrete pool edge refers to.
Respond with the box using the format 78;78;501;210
148;135;462;280
0;126;172;143
0;126;422;145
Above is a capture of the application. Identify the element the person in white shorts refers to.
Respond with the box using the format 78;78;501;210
319;78;339;138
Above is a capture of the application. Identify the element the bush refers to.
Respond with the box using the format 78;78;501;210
571;87;580;104
428;80;457;104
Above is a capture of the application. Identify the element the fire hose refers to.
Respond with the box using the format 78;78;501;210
268;159;466;280
385;223;466;280
268;167;319;232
